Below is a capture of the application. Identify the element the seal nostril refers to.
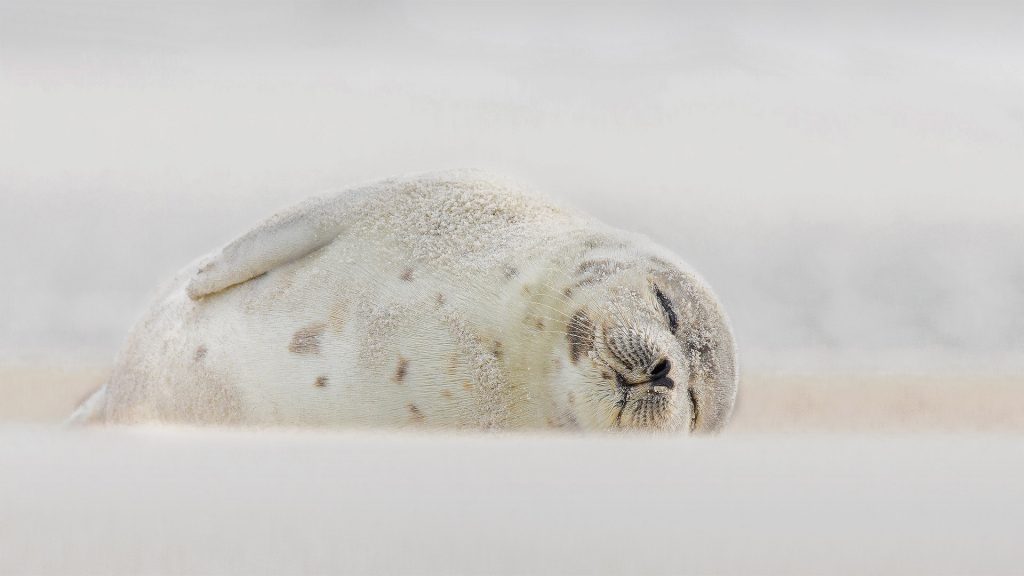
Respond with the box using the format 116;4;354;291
649;358;671;380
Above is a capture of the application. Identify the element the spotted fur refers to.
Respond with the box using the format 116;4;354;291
77;170;737;433
288;323;325;355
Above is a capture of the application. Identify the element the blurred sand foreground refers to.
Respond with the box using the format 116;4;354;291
0;426;1021;575
1;365;1022;576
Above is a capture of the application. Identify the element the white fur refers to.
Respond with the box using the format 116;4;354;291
76;170;737;431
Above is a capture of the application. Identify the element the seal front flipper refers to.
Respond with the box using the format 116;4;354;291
187;193;352;299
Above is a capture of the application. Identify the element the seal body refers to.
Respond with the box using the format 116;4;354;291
74;171;738;432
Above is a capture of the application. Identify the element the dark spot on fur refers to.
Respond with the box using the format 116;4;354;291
493;341;504;360
576;259;614;276
601;371;611;380
441;389;453;400
687;340;715;384
435;293;446;306
690;340;714;356
289;323;326;354
394;357;408;383
562;286;574;298
408;403;424;423
503;264;519;280
567;309;595;364
401;268;414;282
535;319;545;330
315;375;329;388
194;345;208;362
574;259;626;288
462;381;474;392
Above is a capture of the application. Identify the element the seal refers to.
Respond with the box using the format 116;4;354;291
70;170;738;433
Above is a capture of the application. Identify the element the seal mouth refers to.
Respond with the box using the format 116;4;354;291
612;371;694;431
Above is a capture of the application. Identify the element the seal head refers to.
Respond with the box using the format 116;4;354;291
546;250;737;433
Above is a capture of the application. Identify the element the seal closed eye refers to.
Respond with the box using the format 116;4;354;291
654;286;679;335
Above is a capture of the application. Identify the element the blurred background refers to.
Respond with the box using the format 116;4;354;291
3;2;1022;377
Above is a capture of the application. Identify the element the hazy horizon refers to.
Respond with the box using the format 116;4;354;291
3;1;1023;373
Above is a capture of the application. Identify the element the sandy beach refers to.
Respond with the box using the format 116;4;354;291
1;365;1022;574
3;363;1023;433
1;423;1021;575
3;2;1023;573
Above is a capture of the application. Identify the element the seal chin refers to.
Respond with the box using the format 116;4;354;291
614;389;684;432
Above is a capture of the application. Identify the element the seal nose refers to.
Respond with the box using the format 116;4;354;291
648;358;674;389
649;358;671;380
